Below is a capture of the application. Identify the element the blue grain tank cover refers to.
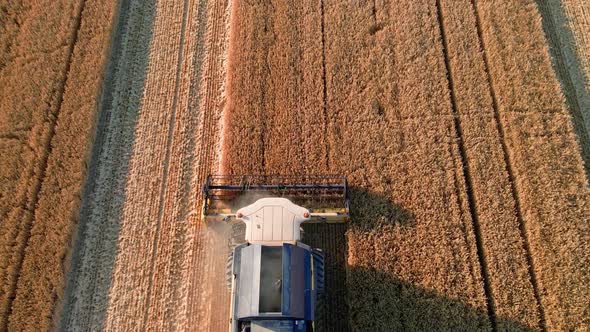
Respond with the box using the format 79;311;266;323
282;243;315;320
234;242;323;323
251;320;306;331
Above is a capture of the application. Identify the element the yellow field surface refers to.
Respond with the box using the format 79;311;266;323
0;0;587;330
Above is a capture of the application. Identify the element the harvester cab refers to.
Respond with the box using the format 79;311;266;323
202;175;349;332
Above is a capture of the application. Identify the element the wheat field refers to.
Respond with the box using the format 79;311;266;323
0;0;587;330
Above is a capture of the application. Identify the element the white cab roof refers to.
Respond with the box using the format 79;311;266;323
236;198;310;244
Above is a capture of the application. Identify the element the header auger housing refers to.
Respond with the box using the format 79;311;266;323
202;175;349;223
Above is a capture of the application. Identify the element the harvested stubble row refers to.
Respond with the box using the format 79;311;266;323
146;0;232;330
60;0;232;330
473;0;590;330
182;0;233;330
0;0;119;330
59;0;157;329
73;0;190;329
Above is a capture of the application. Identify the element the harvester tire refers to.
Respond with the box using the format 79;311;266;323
314;294;326;332
228;219;246;248
225;250;234;289
225;220;246;289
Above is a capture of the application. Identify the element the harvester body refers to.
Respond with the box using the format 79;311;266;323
201;175;349;332
230;241;324;332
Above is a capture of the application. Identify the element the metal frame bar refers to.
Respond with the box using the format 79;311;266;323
202;175;350;223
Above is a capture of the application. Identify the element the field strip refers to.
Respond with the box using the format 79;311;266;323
324;0;490;330
60;3;135;325
222;0;329;176
437;0;545;330
470;1;548;330
81;1;153;328
264;0;327;174
185;0;232;329
140;0;191;328
473;0;590;330
58;0;155;329
0;0;86;329
434;0;497;327
142;0;213;329
536;0;590;177
100;0;188;328
472;1;569;330
7;0;122;329
221;0;268;175
143;0;206;325
222;0;491;330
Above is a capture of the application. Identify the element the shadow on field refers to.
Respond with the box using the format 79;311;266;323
301;222;349;332
347;267;534;332
304;188;533;332
302;188;414;332
58;0;156;330
348;188;416;231
536;0;590;179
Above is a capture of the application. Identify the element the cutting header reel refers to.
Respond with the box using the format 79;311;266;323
202;175;349;223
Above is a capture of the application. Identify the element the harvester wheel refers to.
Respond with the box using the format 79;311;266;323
225;250;234;289
313;294;326;332
228;219;246;248
225;220;246;289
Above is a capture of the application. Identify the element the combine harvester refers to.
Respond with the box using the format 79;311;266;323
202;175;349;332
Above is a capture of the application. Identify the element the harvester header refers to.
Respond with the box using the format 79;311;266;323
202;175;349;223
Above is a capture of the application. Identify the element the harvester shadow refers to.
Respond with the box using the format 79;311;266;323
346;267;534;332
305;188;533;332
57;0;157;330
302;188;414;332
348;188;416;231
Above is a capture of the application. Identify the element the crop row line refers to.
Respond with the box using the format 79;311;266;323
258;1;273;171
320;0;330;171
470;1;548;330
434;1;497;329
